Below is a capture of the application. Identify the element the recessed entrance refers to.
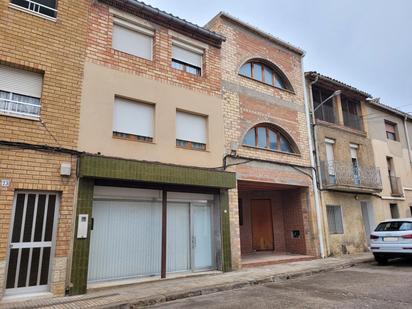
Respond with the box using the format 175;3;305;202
238;180;311;266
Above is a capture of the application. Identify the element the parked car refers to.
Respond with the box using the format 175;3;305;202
370;218;412;264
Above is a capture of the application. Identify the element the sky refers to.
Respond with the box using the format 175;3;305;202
144;0;412;112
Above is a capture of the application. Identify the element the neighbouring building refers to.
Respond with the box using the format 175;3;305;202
0;0;89;299
206;13;321;269
366;100;412;222
69;1;235;295
305;72;383;256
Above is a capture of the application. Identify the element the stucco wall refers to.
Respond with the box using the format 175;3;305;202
78;62;225;168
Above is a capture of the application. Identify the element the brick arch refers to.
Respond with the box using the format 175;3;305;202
240;121;301;155
237;57;294;92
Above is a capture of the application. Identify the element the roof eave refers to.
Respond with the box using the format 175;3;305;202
98;0;226;48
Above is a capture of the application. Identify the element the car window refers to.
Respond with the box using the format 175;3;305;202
375;221;412;231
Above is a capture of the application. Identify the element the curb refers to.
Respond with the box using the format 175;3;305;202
127;257;374;308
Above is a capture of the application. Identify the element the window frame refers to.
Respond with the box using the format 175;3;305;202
171;41;203;77
112;97;155;143
175;111;207;151
9;0;58;21
239;61;293;92
242;125;297;154
112;18;154;61
384;120;398;141
326;205;344;234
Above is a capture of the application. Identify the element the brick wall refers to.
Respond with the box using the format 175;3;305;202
0;0;90;297
86;2;222;97
208;16;319;266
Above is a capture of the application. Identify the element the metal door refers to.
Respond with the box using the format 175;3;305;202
6;192;58;295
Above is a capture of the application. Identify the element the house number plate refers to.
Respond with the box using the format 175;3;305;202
1;179;10;187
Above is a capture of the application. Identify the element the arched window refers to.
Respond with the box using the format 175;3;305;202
239;60;292;91
243;124;297;153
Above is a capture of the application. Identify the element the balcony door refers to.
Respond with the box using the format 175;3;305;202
350;144;360;185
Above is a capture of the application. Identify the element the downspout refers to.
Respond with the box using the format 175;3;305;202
403;115;412;164
301;68;326;258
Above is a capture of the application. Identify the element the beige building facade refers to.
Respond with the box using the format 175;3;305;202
366;101;412;223
306;72;382;256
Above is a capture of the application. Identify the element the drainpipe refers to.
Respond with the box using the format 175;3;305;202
403;115;412;164
301;68;326;258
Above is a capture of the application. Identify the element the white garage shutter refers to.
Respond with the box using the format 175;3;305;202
113;97;154;138
88;200;162;282
176;111;207;144
0;65;43;98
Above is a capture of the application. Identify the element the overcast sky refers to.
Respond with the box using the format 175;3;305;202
144;0;412;112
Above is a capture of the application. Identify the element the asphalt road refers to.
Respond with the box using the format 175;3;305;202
149;259;412;309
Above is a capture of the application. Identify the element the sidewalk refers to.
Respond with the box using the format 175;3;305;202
0;253;373;309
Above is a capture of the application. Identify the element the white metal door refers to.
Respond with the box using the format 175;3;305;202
88;200;162;282
191;203;213;270
6;192;59;295
361;201;374;245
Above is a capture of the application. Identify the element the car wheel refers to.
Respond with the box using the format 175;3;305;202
374;255;388;265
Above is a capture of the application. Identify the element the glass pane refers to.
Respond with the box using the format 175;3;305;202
269;130;277;150
243;128;256;146
253;63;262;81
40;247;51;285
34;195;46;242
167;203;190;273
12;194;26;243
18;248;30;287
257;127;266;148
274;72;286;89
280;135;292;152
29;248;41;286
263;66;273;85
186;65;201;76
44;195;56;242
23;194;36;242
239;63;252;77
6;249;19;289
192;204;213;269
172;60;184;70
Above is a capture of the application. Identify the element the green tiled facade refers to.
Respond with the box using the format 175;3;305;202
70;155;235;295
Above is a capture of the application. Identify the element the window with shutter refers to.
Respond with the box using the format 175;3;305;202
112;19;154;60
171;41;203;76
326;205;344;234
10;0;57;19
0;65;43;119
384;120;398;141
176;111;207;150
112;97;154;142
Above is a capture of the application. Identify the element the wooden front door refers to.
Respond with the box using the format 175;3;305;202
251;199;274;251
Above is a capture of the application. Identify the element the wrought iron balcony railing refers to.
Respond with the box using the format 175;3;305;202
320;160;382;191
389;176;403;196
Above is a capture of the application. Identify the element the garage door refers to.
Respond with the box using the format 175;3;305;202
88;187;214;283
88;199;162;282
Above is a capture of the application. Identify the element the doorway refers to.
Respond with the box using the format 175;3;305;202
6;192;59;295
251;199;274;251
360;201;374;245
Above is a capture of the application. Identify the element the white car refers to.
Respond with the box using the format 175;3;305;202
370;218;412;264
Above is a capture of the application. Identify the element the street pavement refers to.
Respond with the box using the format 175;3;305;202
149;258;412;309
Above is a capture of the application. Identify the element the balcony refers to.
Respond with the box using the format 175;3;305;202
389;176;403;197
320;160;382;193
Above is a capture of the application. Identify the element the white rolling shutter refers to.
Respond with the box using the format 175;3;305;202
325;139;335;176
113;98;154;137
176;111;207;144
350;144;358;159
172;43;203;68
0;65;43;98
112;21;153;60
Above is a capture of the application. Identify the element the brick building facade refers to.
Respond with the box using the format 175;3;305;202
0;0;90;298
207;13;320;269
